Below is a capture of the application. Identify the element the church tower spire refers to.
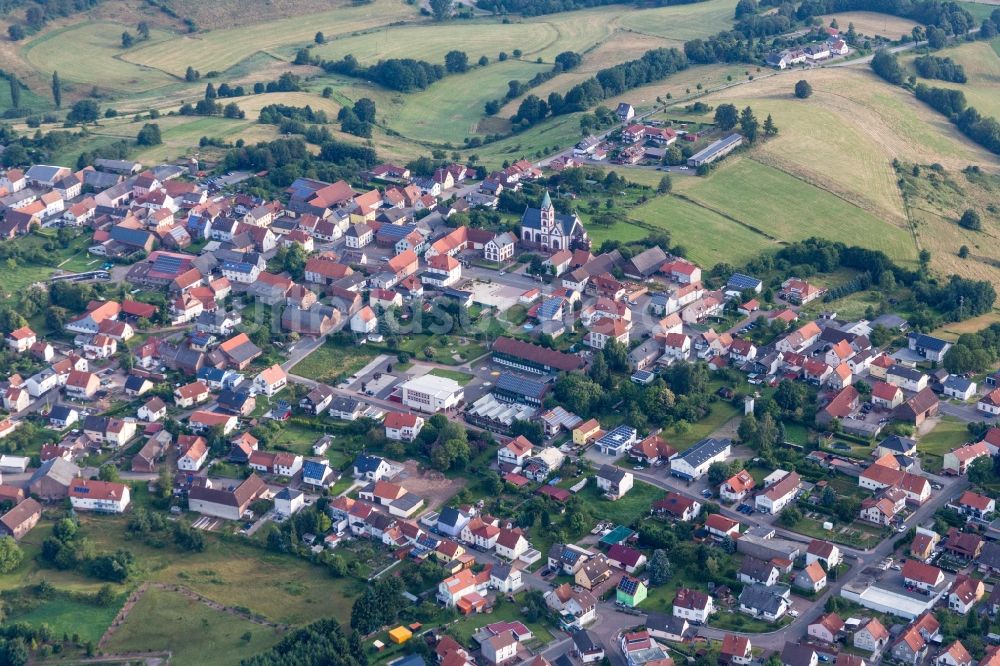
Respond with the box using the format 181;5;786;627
540;190;554;230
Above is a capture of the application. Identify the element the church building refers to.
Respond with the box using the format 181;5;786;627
520;191;588;252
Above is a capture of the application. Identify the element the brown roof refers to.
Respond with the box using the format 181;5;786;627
0;497;41;532
68;478;128;502
492;337;584;372
902;559;942;585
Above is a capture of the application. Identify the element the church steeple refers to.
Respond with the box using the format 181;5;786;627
540;190;554;230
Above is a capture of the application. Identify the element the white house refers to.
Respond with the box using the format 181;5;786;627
350;306;378;334
177;437;209;472
755;471;800;514
670;438;731;480
68;479;131;513
596;465;634;500
253;364;288;397
384;412;424;442
672;588;713;624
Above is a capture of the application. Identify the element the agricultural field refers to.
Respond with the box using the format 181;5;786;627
618;0;739;42
934;310;1000;340
693;67;995;228
104;588;285;665
307;16;562;66
819;11;920;38
958;1;999;22
629;191;778;267
672;157;918;264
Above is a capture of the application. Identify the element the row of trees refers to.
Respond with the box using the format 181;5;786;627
913;82;1000;154
714;103;777;142
914;54;967;82
322;54;445;92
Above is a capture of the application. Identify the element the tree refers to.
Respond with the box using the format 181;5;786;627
444;50;469;73
122;31;134;48
136;123;162;146
8;76;20;110
714;103;738;130
0;536;23;573
98;465;121;483
707;461;734;486
205;83;217;100
315;31;326;44
739;106;759;142
648;549;672;585
353;98;377;123
657;175;672;194
794;79;812;99
185;66;199;82
138;21;150;40
959;209;982;231
763;114;778;137
429;0;453;21
52;71;62;108
968;456;995;485
959;245;970;258
67;99;100;123
7;24;25;41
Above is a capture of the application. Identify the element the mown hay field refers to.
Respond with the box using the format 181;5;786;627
23;21;179;90
122;0;419;78
819;11;920;38
672;157;919;264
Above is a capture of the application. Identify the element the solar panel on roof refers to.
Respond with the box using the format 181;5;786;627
496;373;547;397
618;577;640;594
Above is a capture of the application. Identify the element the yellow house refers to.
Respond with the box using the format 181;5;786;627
573;419;602;447
388;626;412;644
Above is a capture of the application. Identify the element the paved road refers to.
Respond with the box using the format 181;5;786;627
940;400;990;424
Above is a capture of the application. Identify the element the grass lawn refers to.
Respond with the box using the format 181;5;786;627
292;340;379;384
577;479;664;527
269;421;325;455
3;516;363;626
104;588;285;666
668;400;741;451
429;368;475;386
369;334;486;367
6;591;123;645
919;416;972;472
446;594;555;648
787;515;888;550
710;610;790;632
